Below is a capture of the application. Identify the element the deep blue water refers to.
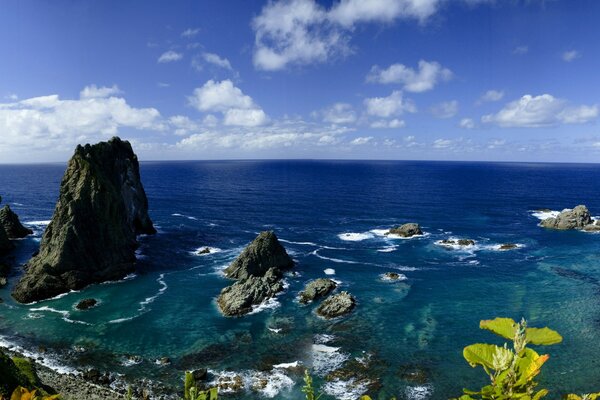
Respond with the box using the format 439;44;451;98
1;160;600;399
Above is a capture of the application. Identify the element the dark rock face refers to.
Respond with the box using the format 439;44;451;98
299;278;337;304
218;232;293;317
316;291;356;319
0;226;13;256
218;268;284;316
541;205;594;230
0;205;33;239
12;137;155;304
387;223;422;237
224;231;294;280
76;298;98;310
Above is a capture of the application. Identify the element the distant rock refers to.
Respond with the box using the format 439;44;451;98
156;357;171;366
12;137;156;304
540;205;593;230
298;278;337;304
439;239;475;247
387;223;422;237
0;205;32;239
224;231;294;280
0;263;9;287
0;198;13;255
316;291;356;319
191;368;208;381
383;272;406;281
217;268;284;317
499;243;518;250
197;247;211;255
76;298;98;310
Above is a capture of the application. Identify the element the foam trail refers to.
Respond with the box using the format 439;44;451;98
312;249;358;264
29;306;91;326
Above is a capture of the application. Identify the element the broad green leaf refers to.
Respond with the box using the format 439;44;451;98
480;318;518;340
525;327;563;345
463;343;507;369
515;348;549;386
533;389;549;400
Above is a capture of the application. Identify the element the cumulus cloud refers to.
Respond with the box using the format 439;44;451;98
370;118;405;128
188;80;268;127
251;0;444;71
364;90;416;118
562;50;580;62
367;60;452;92
430;100;458;118
479;89;504;103
158;50;183;63
317;102;357;124
433;138;452;149
350;136;373;145
459;118;475;129
182;28;201;38
202;52;233;70
0;85;163;151
482;94;598;127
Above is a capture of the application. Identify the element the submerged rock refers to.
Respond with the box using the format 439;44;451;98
13;137;156;304
218;268;284;316
298;278;337;304
387;223;422;237
218;232;293;317
0;205;32;239
316;291;356;319
541;205;594;230
224;231;294;280
76;298;98;310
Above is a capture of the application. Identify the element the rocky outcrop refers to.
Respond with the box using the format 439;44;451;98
76;298;98;310
0;205;32;239
499;243;518;250
299;278;337;304
438;239;475;247
224;231;294;279
540;205;595;230
12;137;155;304
316;291;356;319
387;223;422;237
218;232;293;317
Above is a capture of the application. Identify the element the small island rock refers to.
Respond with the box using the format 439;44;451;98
387;223;423;237
316;291;356;319
76;298;98;310
440;239;475;247
0;205;32;239
540;205;593;230
499;243;518;250
299;278;337;304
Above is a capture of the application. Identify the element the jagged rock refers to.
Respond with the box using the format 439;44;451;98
192;368;208;381
387;223;422;237
12;137;155;304
316;291;356;319
76;298;98;310
541;205;593;230
224;231;294;280
440;239;475;247
299;278;337;304
499;243;518;250
197;247;211;255
0;205;32;239
217;268;284;316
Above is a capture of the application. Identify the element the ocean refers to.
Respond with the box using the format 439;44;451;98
1;160;600;399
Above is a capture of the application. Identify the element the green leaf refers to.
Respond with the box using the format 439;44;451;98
480;318;518;340
533;389;549;400
463;343;513;371
515;348;548;386
525;327;563;346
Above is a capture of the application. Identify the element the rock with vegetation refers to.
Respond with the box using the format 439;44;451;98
0;205;32;239
218;268;284;316
299;278;337;304
224;231;294;280
12;137;156;304
316;291;356;319
75;298;98;310
387;223;423;237
540;205;594;230
0;351;46;397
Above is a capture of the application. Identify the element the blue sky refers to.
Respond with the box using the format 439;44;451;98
0;0;599;163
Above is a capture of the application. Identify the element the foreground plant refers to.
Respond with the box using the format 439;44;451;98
456;317;599;400
5;387;59;400
183;371;217;400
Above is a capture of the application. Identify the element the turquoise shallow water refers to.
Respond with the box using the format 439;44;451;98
1;160;600;399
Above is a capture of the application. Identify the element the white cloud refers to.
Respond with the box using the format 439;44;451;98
202;52;233;70
513;45;528;55
367;60;452;92
4;93;18;101
482;94;599;127
188;80;268;127
80;84;121;99
350;136;373;145
0;87;163;151
562;50;580;62
370;118;405;128
158;50;183;63
479;89;504;103
364;90;416;118
433;138;452;149
459;118;475;129
202;114;219;127
430;100;458;118
169;115;199;136
319;102;357;124
251;0;444;71
182;28;200;38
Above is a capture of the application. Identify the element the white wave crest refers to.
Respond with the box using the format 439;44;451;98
324;268;336;275
312;249;358;264
338;232;374;241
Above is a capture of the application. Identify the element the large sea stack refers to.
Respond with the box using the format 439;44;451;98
218;231;294;316
12;137;155;303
